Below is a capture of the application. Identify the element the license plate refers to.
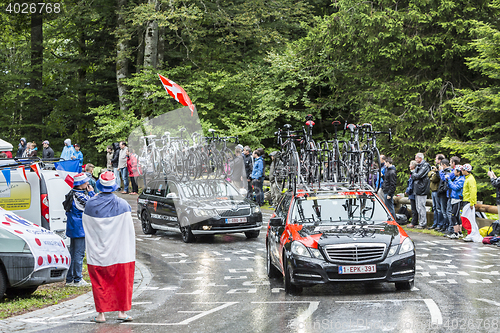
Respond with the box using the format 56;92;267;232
338;264;376;274
225;217;247;224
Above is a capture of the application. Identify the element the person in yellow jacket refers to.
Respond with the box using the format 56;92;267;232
461;164;483;242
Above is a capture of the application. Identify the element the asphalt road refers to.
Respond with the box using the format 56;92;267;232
32;194;500;332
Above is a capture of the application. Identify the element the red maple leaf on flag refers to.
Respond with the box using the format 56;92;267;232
157;74;195;116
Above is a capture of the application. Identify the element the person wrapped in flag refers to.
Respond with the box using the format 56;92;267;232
461;163;483;242
83;171;135;323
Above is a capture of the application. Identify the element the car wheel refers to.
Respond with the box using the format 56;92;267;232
266;243;281;279
0;266;8;299
5;286;38;298
245;230;260;239
284;259;303;294
141;211;157;235
180;217;195;243
395;280;414;291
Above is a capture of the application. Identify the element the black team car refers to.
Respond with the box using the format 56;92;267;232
266;183;416;294
137;178;262;242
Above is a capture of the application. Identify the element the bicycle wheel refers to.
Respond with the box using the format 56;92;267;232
222;148;235;177
369;147;382;191
340;142;349;183
173;150;185;180
333;142;341;183
273;155;286;193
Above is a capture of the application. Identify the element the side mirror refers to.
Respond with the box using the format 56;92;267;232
166;193;178;199
269;216;284;227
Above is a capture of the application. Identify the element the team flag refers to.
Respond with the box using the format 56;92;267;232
82;194;135;312
17;166;27;182
1;169;10;188
157;74;195;116
461;203;483;242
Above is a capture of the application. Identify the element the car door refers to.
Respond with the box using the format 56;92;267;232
143;181;160;225
152;180;168;227
163;182;179;228
269;193;293;269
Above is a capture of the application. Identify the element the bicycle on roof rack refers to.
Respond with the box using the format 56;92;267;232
274;124;302;194
359;124;392;192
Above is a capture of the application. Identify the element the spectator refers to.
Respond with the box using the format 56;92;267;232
27;142;38;157
487;168;500;217
429;154;445;229
437;158;452;232
110;142;121;189
73;143;84;170
126;149;140;195
446;165;465;239
65;173;95;286
61;139;76;161
242;146;253;199
251;150;264;206
106;145;114;171
382;156;397;219
444;156;461;234
42;140;54;159
16;138;27;158
22;142;31;158
461;164;482;242
118;141;129;194
268;151;280;207
82;171;135;323
413;152;431;229
406;160;419;227
0;153;7;158
231;146;245;190
84;164;98;194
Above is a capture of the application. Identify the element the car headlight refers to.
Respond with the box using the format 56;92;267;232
193;208;216;217
387;245;398;257
252;205;261;214
399;237;414;255
309;248;324;260
291;241;311;257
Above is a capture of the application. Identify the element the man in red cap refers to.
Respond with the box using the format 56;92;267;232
83;171;135;323
65;172;95;286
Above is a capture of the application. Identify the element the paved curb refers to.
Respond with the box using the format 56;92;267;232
0;260;151;333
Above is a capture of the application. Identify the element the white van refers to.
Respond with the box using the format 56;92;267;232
0;161;71;243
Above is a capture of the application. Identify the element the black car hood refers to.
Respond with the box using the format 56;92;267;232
182;196;254;209
297;223;400;246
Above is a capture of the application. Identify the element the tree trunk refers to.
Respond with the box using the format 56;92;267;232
157;26;165;68
116;0;130;111
136;26;145;72
143;0;159;69
30;12;43;137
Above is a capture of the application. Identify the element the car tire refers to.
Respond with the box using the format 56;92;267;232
5;286;38;298
266;244;281;279
0;266;8;299
284;259;303;294
245;230;260;239
141;211;157;235
395;280;414;291
180;217;195;243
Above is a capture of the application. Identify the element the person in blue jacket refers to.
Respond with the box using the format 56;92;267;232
251;150;264;206
61;138;76;161
66;173;95;286
446;165;465;239
73;143;84;171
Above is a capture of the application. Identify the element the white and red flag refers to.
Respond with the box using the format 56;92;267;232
461;203;483;242
157;73;195;116
82;193;135;312
17;166;27;182
30;163;41;179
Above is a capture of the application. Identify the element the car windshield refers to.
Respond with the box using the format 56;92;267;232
291;193;390;225
178;180;243;199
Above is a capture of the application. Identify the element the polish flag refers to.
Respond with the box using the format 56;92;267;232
157;74;195;116
82;193;135;312
461;203;483;242
31;163;41;179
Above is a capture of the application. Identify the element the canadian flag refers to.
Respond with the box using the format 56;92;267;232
461;203;483;242
157;74;195;116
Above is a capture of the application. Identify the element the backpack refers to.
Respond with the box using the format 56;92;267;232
486;220;500;237
437;170;450;195
63;190;74;212
397;204;411;220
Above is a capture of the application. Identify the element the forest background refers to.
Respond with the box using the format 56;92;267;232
1;0;500;204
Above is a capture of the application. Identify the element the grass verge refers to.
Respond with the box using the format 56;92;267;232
0;263;91;319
